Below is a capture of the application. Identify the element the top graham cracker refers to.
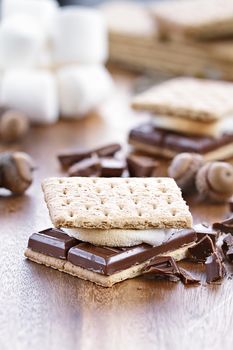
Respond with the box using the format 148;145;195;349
42;177;192;230
151;0;233;40
131;77;233;122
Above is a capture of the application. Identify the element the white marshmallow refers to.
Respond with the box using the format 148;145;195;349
57;65;114;118
52;6;108;65
63;228;173;247
0;69;59;124
0;14;45;69
1;0;58;36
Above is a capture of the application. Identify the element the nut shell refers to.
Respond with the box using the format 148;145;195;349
196;162;233;202
168;153;203;192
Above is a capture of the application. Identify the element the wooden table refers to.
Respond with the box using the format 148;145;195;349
0;68;232;350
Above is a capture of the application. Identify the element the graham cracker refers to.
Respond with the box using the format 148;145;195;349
132;77;233;122
42;177;192;229
25;244;192;287
151;0;233;40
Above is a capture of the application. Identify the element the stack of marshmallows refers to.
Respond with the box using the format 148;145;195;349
0;0;114;124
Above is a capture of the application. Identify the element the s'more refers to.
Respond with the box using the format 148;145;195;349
25;177;196;287
151;0;233;41
130;77;233;161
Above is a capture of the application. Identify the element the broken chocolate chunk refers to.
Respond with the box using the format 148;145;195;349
194;223;217;245
213;216;233;234
58;143;121;168
188;235;215;262
205;252;225;283
100;158;125;177
178;267;200;285
229;200;233;212
222;234;233;262
68;157;101;177
143;256;200;285
126;154;159;177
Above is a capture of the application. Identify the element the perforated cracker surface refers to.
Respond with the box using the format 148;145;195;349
42;177;192;229
132;77;233;122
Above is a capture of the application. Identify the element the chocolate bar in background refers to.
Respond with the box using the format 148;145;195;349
128;123;233;160
58;143;121;168
213;216;233;234
68;157;101;177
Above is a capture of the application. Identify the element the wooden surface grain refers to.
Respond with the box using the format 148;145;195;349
0;68;233;350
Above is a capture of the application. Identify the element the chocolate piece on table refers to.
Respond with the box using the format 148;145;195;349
143;256;200;285
68;157;101;177
67;229;197;276
205;252;225;283
194;223;217;245
213;216;233;234
188;235;215;262
100;158;125;177
28;228;79;259
128;123;233;159
126;154;159;177
58;143;121;168
222;234;233;262
178;267;200;285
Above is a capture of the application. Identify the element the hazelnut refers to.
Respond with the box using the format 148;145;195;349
168;153;203;192
196;162;233;202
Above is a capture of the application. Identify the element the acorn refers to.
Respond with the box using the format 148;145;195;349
196;162;233;203
0;110;30;143
0;152;35;194
168;153;203;192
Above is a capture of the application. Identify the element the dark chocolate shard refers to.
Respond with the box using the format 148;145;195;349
178;268;200;285
126;154;159;177
205;252;225;283
213;216;233;234
143;256;200;285
28;228;79;259
194;223;217;245
188;235;215;262
58;143;121;168
68;157;101;177
222;234;233;262
100;158;125;177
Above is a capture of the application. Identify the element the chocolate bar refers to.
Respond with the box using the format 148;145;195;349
188;235;215;262
126;154;159;177
58;143;121;168
213;216;233;234
27;228;197;276
128;123;233;158
28;228;79;259
205;252;225;283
